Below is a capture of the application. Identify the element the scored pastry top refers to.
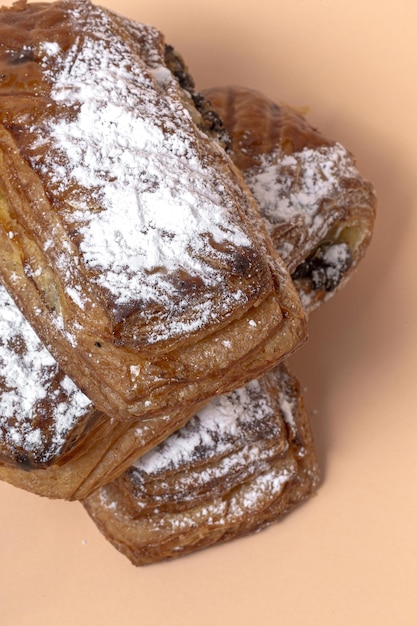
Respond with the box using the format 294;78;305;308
0;0;274;347
203;86;376;313
85;363;319;564
123;365;311;510
0;1;306;420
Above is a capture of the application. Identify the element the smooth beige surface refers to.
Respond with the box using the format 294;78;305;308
1;0;416;624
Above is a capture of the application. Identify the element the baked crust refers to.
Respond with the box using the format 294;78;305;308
0;281;105;470
203;86;376;312
0;394;203;500
84;364;320;565
0;10;375;509
0;276;207;498
81;87;376;566
0;1;306;421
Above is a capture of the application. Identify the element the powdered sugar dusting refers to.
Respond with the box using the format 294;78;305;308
27;1;258;342
89;364;317;547
0;284;93;464
96;464;292;533
152;467;293;532
322;242;352;272
279;396;296;429
133;378;280;476
244;143;361;262
126;365;310;511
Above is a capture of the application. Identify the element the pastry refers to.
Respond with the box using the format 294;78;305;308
203;86;376;312
0;5;375;541
0;281;202;499
0;51;375;500
82;87;376;565
84;363;319;565
0;256;207;500
0;0;306;424
0;1;306;499
0;280;103;470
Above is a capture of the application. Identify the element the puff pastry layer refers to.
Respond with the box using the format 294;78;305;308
0;0;306;422
84;364;319;565
203;86;376;312
82;86;377;564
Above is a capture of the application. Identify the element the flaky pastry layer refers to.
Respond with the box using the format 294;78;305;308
84;364;320;565
0;0;306;421
0;397;204;500
0;68;376;499
203;86;376;312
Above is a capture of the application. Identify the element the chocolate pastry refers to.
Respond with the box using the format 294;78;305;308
84;364;319;565
81;87;376;564
0;3;375;567
203;86;376;312
0;0;306;424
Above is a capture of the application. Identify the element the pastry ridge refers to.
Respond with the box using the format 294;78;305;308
84;364;320;565
0;0;306;421
0;79;375;503
203;85;376;312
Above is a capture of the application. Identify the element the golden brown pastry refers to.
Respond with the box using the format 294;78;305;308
0;282;203;499
84;363;319;565
0;385;201;501
81;86;376;565
0;58;376;501
0;281;102;470
0;0;306;423
203;86;376;312
0;272;208;500
0;6;375;524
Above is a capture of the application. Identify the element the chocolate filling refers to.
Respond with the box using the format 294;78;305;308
292;242;353;292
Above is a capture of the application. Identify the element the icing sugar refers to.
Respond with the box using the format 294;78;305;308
0;284;93;464
279;396;296;429
322;241;352;268
132;378;281;476
244;143;361;262
27;1;257;342
91;365;315;547
154;467;293;531
125;366;308;513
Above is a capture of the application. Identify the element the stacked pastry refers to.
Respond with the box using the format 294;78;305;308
84;84;376;564
0;0;308;497
0;0;376;564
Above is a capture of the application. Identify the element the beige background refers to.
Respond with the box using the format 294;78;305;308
1;0;417;624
